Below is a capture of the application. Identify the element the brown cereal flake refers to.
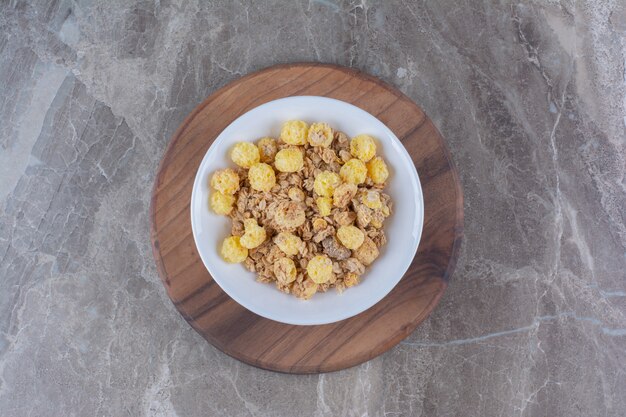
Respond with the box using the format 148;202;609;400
321;236;351;260
353;237;379;266
333;183;358;208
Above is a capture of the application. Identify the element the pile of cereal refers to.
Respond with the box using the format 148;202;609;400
209;120;392;299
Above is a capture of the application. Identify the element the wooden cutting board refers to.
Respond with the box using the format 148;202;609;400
150;63;463;374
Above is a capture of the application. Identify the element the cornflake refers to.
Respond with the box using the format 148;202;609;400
208;121;393;299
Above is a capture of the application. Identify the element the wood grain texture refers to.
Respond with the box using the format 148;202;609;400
150;63;464;374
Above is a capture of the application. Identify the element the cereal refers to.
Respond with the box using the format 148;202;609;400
314;171;341;197
355;203;372;228
274;232;304;256
306;255;334;284
371;208;386;228
274;147;304;173
210;192;235;215
333;183;357;208
210;168;240;195
367;156;389;184
344;272;359;288
313;224;335;243
248;162;276;192
316;197;332;216
342;257;365;275
239;218;266;249
274;257;297;284
298;279;318;299
353;237;379;265
350;134;376;162
257;137;278;163
340;158;367;184
307;122;334;147
231;142;260;168
334;210;356;226
312;218;328;232
221;236;248;263
274;201;306;229
280;120;308;145
288;187;305;201
209;121;392;298
321;236;351;260
337;225;365;250
361;190;382;209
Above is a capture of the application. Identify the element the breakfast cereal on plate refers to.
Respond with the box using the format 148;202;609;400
207;120;392;299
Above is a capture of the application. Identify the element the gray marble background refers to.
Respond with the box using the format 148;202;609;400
1;0;625;416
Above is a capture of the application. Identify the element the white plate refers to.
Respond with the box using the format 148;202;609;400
191;96;423;325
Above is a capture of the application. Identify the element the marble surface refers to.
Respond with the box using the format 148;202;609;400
1;0;625;416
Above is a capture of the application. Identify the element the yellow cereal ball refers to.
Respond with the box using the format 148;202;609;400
210;168;240;195
350;134;376;162
306;255;334;284
307;122;334;147
274;147;304;173
361;190;382;209
257;137;278;163
344;272;360;288
337;225;365;250
339;158;367;185
280;120;308;145
274;232;303;256
210;192;235;215
220;236;248;263
316;197;332;216
239;218;266;249
300;279;318;299
230;142;260;168
313;171;341;197
367;156;389;184
288;187;305;202
248;163;276;192
274;257;297;284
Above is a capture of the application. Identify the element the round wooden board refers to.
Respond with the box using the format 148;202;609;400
150;63;463;374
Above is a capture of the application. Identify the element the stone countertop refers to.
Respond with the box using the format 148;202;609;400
1;1;625;416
